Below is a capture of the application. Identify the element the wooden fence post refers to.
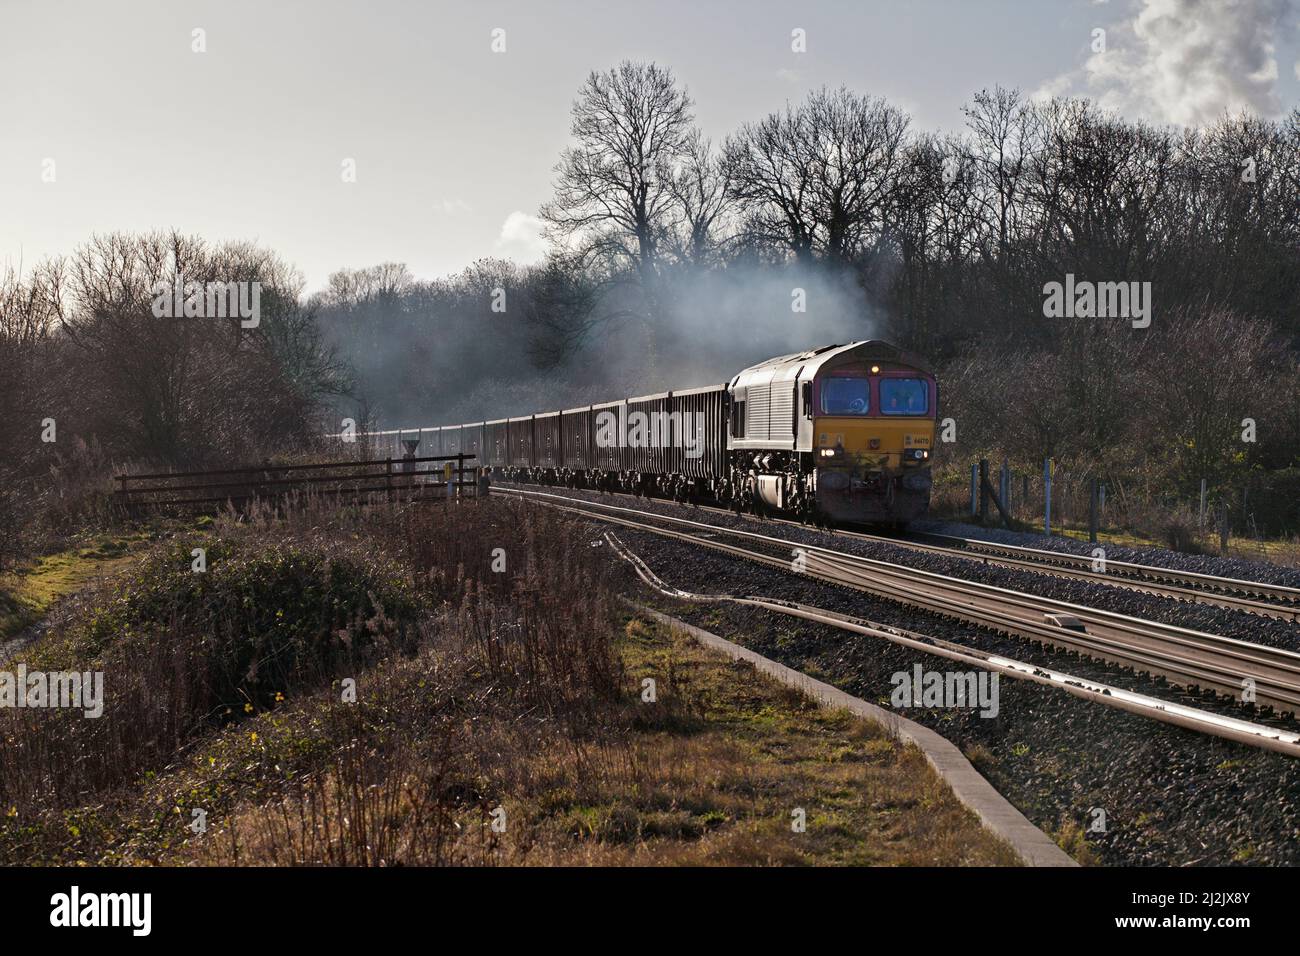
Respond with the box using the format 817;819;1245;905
978;466;1013;529
1043;458;1053;536
1088;478;1099;543
979;459;990;523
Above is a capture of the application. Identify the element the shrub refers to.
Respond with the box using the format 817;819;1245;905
1241;467;1300;538
1;532;424;816
1157;509;1206;555
65;533;424;705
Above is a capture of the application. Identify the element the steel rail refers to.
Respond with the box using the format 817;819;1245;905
492;481;1300;620
605;531;1300;759
900;528;1300;611
497;485;1300;715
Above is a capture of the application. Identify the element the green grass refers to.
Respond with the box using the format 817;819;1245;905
0;531;150;642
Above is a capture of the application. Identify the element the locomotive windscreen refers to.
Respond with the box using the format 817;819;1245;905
820;374;870;415
879;378;929;415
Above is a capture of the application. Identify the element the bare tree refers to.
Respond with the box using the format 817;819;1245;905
665;131;734;267
522;253;603;370
724;87;910;266
0;262;62;566
961;86;1035;261
1024;100;1177;283
1142;307;1285;492
325;262;413;307
51;231;343;465
540;61;695;300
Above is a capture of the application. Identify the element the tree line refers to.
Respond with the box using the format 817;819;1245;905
3;60;1298;557
0;233;348;562
319;62;1299;531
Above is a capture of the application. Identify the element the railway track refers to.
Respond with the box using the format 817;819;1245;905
878;527;1300;621
495;485;1300;753
493;480;1300;622
606;533;1300;759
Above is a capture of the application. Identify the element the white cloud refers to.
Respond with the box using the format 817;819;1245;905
1031;72;1075;103
1294;59;1300;80
494;211;548;263
437;199;472;215
1037;0;1294;126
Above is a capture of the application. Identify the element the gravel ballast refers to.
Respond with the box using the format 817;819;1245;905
913;518;1300;589
499;484;1300;651
592;519;1300;866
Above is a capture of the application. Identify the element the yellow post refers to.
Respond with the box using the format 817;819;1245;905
443;461;455;498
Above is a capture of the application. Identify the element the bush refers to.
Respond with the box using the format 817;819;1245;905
0;497;622;861
0;531;424;818
1157;509;1207;555
1242;468;1300;538
65;533;424;706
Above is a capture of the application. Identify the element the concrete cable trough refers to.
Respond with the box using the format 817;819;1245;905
630;598;1079;867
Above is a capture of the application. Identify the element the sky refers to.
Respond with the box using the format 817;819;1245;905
2;0;1297;293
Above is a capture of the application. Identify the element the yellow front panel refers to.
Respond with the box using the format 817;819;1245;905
815;416;934;470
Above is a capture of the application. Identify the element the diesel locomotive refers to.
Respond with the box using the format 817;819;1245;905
364;340;937;526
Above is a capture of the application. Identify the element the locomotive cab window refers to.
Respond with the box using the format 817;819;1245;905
879;378;929;415
820;375;870;415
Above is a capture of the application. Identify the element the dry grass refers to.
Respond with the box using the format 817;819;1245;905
172;616;1019;867
0;496;1019;867
498;618;1021;866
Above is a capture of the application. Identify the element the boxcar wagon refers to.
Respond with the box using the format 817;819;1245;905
356;341;937;526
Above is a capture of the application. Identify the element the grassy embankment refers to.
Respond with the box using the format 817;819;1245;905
929;469;1300;566
0;497;1018;866
0;530;152;648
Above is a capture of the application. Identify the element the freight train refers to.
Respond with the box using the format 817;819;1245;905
360;341;937;526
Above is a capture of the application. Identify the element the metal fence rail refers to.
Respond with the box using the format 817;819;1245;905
113;454;478;511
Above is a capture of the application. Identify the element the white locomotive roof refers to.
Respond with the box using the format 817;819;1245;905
729;340;927;391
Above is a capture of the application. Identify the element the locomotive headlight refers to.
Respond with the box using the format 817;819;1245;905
819;448;837;458
906;448;929;461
